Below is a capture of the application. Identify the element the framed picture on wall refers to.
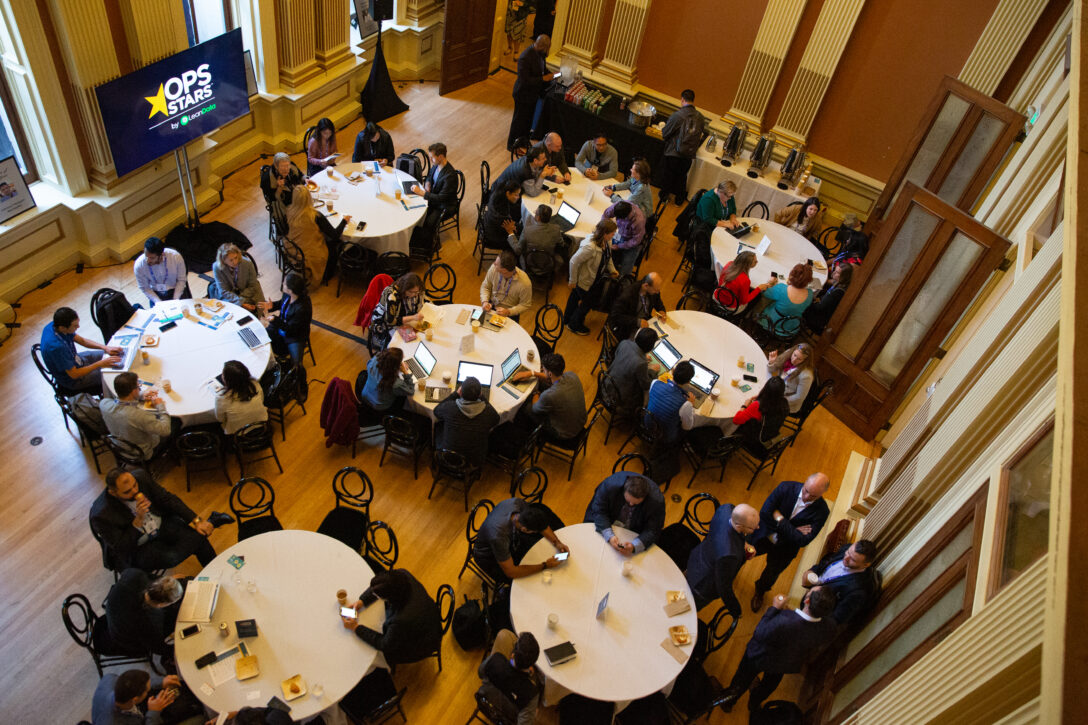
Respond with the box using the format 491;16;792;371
0;155;35;224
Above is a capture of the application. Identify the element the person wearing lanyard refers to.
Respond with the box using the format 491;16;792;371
133;236;189;305
262;271;312;365
410;142;459;230
39;306;123;394
480;251;533;322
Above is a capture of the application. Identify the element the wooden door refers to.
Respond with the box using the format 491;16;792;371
440;0;495;95
816;183;1011;440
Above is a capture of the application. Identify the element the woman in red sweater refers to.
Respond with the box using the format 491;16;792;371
714;251;776;312
727;377;790;453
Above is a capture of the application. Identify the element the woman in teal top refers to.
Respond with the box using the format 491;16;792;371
695;180;738;228
759;263;815;336
604;159;653;218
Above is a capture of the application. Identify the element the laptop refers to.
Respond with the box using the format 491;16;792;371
684;359;720;407
406;340;438;381
457;361;495;402
108;337;141;371
499;349;533;390
650;338;682;371
237;327;263;350
554;201;581;232
178;580;220;623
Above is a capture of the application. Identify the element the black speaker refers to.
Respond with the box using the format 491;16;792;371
369;0;393;21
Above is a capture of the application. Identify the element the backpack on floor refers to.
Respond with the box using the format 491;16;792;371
453;595;489;651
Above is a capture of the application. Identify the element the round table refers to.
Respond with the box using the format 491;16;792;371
175;530;384;722
389;303;541;423
312;163;426;255
103;299;272;427
509;523;699;708
711;218;828;288
518;168;611;240
656;310;769;428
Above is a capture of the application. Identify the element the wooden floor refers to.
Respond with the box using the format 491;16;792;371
0;75;870;724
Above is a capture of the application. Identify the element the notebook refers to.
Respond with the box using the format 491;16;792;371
554;201;581;232
178;580;220;623
457;361;494;402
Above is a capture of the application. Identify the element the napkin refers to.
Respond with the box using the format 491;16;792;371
664;599;692;617
660;637;690;664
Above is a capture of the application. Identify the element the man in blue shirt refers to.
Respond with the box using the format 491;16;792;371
40;306;122;394
91;669;180;725
133;237;189;305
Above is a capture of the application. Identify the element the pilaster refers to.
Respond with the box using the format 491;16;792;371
313;0;353;71
275;0;321;89
960;0;1049;96
559;0;606;72
595;0;651;91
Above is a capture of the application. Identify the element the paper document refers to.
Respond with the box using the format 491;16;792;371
208;642;250;687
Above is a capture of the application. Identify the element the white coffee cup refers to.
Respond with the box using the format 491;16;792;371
547;613;559;630
442;371;453;384
622;561;634;578
710;387;721;400
542;570;552;585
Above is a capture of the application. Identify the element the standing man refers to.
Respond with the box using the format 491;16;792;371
133;237;189;305
718;586;839;713
541;132;571;183
609;272;666;341
584;472;666;555
748;473;832;611
39;306;122;394
660;89;706;205
801;539;879;627
685;503;760;613
509;35;554;150
352;122;396;165
411;142;459;229
480;251;534;321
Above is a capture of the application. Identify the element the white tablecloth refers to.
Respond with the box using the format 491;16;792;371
518;168;612;240
687;143;821;216
103;300;272;427
388;303;540;423
509;523;698;708
313;163;426;255
710;218;829;287
653;310;769;428
176;530;385;723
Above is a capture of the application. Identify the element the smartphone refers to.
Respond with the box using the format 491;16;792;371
179;624;201;639
195;651;217;669
237;315;254;326
743;374;758;383
554;552;570;562
770;271;778;279
471;308;484;322
340;606;357;618
356;220;367;232
159;321;177;332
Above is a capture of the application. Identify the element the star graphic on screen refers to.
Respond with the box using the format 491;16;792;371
145;84;168;119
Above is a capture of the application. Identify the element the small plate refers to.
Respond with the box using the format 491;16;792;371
281;674;307;701
202;300;224;312
669;625;691;646
306;181;319;192
666;591;687;604
142;335;159;347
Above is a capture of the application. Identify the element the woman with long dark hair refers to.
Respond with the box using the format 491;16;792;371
370;273;425;350
732;376;790;452
774;197;822;237
214;360;267;434
306;117;338;177
767;342;816;414
803;262;854;335
264;272;313;365
360;347;414;411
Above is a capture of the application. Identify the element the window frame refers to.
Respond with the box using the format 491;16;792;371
0;68;38;184
182;0;234;47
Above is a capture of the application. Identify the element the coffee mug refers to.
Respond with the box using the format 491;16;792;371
710;387;720;399
547;613;559;630
336;589;348;606
622;561;634;577
442;371;453;384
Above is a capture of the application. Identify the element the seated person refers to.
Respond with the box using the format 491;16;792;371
480;251;533;322
306;117;338;177
410;142;459;228
584;472;666;555
803;262;853;334
484;181;523;251
100;372;176;460
774;197;822;238
133;236;189;305
696;180;738;230
607;327;659;413
40;306;122;394
478;629;542;725
493;145;552;198
360;347;414;412
90;467;226;571
342;569;443;665
647;360;696;446
836;213;869;262
602;200;646;276
260;152;304;210
758;263;815;335
221;709;292;725
715;250;773;312
509;204;566;266
369;273;425;350
732;377;790;453
541;132;572;183
605;159;653;218
104;570;184;657
285;184;347;284
472;498;569;582
575;132;619;181
214;360;267;436
91;668;189;725
352;121;395;165
767;342;815;414
512;353;587;441
609;272;666;341
434;376;500;467
262;272;313;364
801;539;879;627
211;243;263;311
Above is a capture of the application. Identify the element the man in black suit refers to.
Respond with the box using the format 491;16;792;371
802;539;879;627
478;629;542;725
104;569;184;657
90;467;230;573
484;180;524;250
351;121;396;165
718;586;839;713
411;142;459;229
609;273;667;342
508;35;555;149
748;473;831;612
342;569;443;665
685;503;759;613
493;144;553;199
584;472;666;555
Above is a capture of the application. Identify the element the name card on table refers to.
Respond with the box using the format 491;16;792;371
460;333;475;354
756;235;772;257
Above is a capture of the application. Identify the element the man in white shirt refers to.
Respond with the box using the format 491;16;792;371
480;251;533;322
100;372;177;460
133;237;189;305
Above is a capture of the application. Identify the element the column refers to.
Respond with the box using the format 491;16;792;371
117;0;188;68
770;0;864;144
595;0;652;89
402;0;444;27
559;0;607;70
724;0;807;129
959;0;1049;96
235;0;280;93
275;0;321;89
313;0;353;71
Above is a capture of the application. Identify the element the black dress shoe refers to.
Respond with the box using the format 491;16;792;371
208;511;235;528
750;590;765;613
717;687;742;713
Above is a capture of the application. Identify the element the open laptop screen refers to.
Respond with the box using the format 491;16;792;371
414;341;437;375
652;339;682;370
500;349;521;381
556;201;580;227
458;361;494;385
688;359;719;393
